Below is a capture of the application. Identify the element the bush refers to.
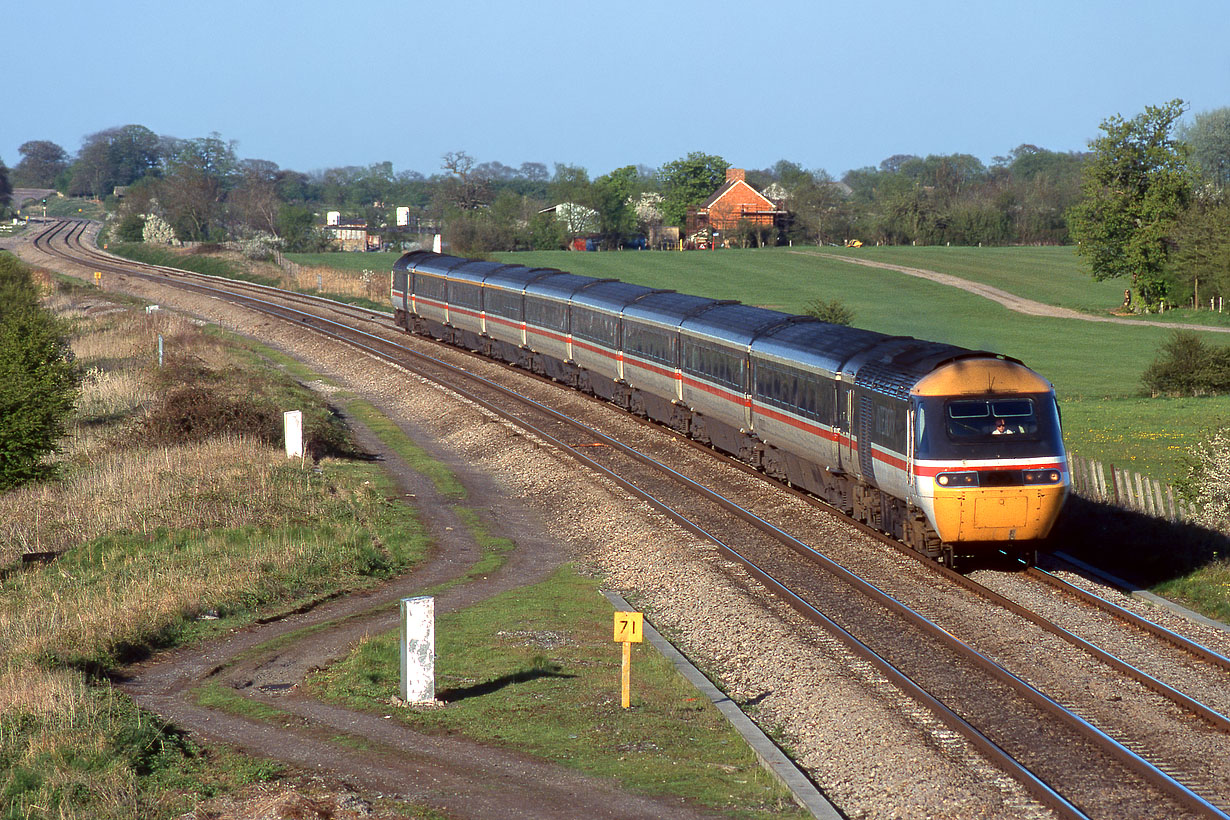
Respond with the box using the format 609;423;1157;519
802;297;854;326
1142;331;1230;395
115;214;145;242
0;254;80;491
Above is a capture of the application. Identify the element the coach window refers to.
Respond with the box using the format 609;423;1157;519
528;299;566;332
419;275;446;300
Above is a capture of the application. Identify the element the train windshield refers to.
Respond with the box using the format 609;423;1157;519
945;398;1038;439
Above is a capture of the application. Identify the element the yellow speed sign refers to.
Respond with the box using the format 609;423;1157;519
613;611;643;643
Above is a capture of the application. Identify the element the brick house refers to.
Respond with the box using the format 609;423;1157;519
687;168;787;242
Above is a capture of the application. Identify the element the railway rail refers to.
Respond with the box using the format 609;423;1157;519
31;219;1230;819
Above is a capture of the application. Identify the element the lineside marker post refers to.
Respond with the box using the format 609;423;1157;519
401;596;435;703
283;410;304;462
613;611;643;709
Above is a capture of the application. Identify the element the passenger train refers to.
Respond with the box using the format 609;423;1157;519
390;250;1069;566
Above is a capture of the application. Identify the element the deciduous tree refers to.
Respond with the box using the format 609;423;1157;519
657;152;728;227
1068;100;1198;307
13;140;69;188
1179;107;1230;188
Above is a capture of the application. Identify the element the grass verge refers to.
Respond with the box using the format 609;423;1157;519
305;566;807;819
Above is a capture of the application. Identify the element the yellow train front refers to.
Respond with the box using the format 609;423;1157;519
907;357;1069;552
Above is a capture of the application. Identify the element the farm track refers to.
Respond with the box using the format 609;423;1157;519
792;250;1230;334
18;220;1230;819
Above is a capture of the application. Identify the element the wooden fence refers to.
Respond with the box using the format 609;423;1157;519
1067;454;1193;522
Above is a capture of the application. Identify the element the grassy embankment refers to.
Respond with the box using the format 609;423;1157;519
0;269;433;819
1;263;803;819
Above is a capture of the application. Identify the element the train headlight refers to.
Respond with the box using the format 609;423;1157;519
1023;469;1063;485
936;471;978;487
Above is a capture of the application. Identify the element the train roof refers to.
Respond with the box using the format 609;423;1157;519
404;252;471;277
448;260;518;286
392;250;435;272
679;303;795;347
526;271;606;301
850;338;1019;399
483;266;564;292
622;291;725;328
752;320;890;376
570;280;662;312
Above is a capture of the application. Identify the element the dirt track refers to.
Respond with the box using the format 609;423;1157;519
796;250;1230;333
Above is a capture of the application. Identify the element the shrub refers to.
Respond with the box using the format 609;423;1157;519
1142;330;1230;395
0;254;80;491
802;297;854;326
115;214;145;242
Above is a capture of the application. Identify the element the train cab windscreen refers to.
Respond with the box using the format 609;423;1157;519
945;399;1038;439
914;394;1063;460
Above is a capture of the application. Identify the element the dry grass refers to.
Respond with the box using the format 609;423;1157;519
284;264;386;302
0;436;306;560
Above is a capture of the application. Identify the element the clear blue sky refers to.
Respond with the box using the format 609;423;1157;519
5;0;1228;180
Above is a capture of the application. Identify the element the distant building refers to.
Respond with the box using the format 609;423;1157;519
325;216;381;252
687;168;787;242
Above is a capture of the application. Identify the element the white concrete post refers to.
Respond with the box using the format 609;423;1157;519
400;596;435;703
283;410;304;460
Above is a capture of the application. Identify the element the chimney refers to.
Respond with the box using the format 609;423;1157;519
725;168;745;183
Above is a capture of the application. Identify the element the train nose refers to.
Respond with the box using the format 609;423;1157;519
931;484;1068;542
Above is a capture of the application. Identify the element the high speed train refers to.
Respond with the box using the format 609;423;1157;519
390;250;1069;566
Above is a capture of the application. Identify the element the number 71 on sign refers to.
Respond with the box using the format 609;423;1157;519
613;611;643;643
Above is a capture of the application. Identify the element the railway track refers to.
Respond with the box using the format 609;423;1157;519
32;220;1230;819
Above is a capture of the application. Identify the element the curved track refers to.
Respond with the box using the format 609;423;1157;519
33;221;1230;819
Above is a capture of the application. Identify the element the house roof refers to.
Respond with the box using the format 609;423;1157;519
700;178;776;211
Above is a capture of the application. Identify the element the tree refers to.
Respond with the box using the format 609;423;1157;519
0;160;10;213
439;151;491;210
803;297;854;326
1067;100;1198;307
1168;191;1230;305
592;165;640;247
69;125;162;196
13;140;69;188
276;204;326;252
229;159;283;236
1179;107;1230;188
156;134;238;240
657;152;728;227
0;254;80;490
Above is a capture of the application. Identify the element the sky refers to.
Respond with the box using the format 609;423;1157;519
4;0;1228;181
